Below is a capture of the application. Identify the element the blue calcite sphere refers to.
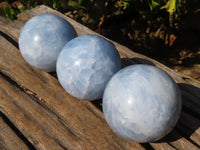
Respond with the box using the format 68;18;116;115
56;35;121;101
103;64;182;143
19;13;77;72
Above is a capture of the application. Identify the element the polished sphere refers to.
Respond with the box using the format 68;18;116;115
19;13;77;72
56;35;121;101
103;64;182;143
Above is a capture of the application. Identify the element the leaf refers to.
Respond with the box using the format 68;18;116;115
0;7;6;17
165;0;176;14
52;0;60;10
10;7;16;16
3;5;11;19
122;2;129;9
19;5;26;12
152;0;159;8
121;0;131;9
67;0;83;9
113;10;120;16
160;5;166;10
148;0;159;11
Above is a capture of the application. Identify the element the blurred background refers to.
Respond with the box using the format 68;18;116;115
0;0;200;80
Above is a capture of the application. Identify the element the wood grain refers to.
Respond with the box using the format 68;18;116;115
0;5;200;150
0;114;29;150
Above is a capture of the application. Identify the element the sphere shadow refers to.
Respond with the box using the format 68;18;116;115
91;99;103;111
121;57;156;68
91;82;200;148
154;83;200;148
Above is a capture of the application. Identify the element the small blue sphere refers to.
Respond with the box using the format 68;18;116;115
19;13;77;72
56;35;121;101
103;64;182;143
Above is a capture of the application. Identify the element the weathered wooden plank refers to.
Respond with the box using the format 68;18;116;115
0;17;23;42
150;142;176;150
169;135;199;150
0;74;86;150
0;114;30;150
0;5;199;150
0;35;145;149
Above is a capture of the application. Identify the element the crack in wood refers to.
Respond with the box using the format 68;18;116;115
141;143;154;150
0;71;81;141
182;76;191;81
0;71;44;103
56;140;69;150
0;111;36;150
36;100;81;140
0;31;19;49
168;143;179;150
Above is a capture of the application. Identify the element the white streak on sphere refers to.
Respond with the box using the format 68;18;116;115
56;35;121;101
103;64;182;143
19;13;77;72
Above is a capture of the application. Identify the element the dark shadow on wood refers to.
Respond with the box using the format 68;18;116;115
0;31;19;49
0;111;36;150
155;128;182;143
49;72;57;78
155;83;200;147
178;83;200;119
121;57;155;68
91;99;102;112
140;143;154;150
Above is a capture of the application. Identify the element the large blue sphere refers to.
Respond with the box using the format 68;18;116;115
56;35;121;101
19;13;77;72
103;64;182;143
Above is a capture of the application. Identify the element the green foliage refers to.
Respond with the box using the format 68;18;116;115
0;4;17;20
0;0;185;28
147;0;183;27
148;0;159;11
18;4;26;12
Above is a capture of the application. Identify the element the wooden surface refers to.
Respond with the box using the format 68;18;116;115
0;5;200;150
